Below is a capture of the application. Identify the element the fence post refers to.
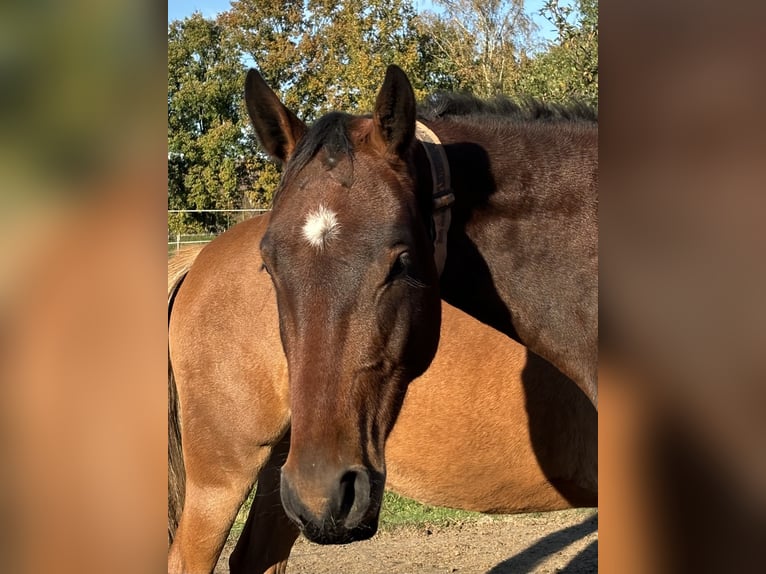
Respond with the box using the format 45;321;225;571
176;233;180;252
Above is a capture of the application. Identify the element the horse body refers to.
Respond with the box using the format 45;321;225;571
384;301;597;513
168;217;291;573
167;214;596;574
244;65;597;542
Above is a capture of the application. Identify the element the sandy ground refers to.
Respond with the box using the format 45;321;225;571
215;508;597;573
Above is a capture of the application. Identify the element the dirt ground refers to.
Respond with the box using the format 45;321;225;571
215;508;597;573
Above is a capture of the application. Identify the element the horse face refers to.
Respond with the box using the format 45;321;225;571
246;67;442;543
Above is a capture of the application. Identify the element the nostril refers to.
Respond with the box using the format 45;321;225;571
338;470;357;521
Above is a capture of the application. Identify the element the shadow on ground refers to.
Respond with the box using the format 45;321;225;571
486;514;598;573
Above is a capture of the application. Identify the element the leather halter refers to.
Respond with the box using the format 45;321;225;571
415;121;454;276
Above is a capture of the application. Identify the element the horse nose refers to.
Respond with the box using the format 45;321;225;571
280;466;372;533
337;468;371;527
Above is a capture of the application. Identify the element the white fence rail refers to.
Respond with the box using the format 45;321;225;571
168;208;270;252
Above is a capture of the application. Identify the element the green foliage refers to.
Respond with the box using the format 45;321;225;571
226;0;427;118
416;0;537;97
168;13;261;234
514;0;598;106
415;0;597;104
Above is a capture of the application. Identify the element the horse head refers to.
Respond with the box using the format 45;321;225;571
245;66;442;543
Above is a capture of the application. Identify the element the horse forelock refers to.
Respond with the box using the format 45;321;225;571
282;112;356;184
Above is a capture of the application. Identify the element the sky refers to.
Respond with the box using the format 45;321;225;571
167;0;568;43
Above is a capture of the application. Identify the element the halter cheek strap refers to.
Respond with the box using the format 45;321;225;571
415;121;454;277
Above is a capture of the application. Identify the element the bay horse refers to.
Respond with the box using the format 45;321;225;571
167;214;597;574
244;65;597;543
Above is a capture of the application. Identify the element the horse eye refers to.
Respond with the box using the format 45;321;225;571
387;251;411;282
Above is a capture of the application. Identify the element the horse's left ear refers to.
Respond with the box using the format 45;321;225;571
372;65;416;157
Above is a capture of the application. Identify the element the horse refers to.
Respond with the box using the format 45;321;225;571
167;213;597;573
244;64;597;543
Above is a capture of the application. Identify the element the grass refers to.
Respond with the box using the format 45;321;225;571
229;489;256;540
378;491;485;530
228;489;487;541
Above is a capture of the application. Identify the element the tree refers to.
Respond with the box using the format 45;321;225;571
294;0;426;114
168;13;257;234
226;0;427;119
515;0;598;106
416;0;537;97
222;0;429;207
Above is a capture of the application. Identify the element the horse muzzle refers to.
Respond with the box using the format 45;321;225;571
280;464;384;544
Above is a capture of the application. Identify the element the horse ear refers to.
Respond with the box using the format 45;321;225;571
245;69;307;163
372;65;416;157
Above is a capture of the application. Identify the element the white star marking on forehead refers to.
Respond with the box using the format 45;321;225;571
302;204;340;250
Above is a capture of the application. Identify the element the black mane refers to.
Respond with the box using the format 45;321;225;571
418;92;597;123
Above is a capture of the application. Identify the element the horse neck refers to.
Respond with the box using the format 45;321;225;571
435;118;597;216
427;117;599;400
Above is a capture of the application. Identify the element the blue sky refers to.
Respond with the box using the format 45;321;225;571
168;0;568;43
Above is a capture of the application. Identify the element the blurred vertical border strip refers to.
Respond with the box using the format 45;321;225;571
601;0;766;572
0;1;168;574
